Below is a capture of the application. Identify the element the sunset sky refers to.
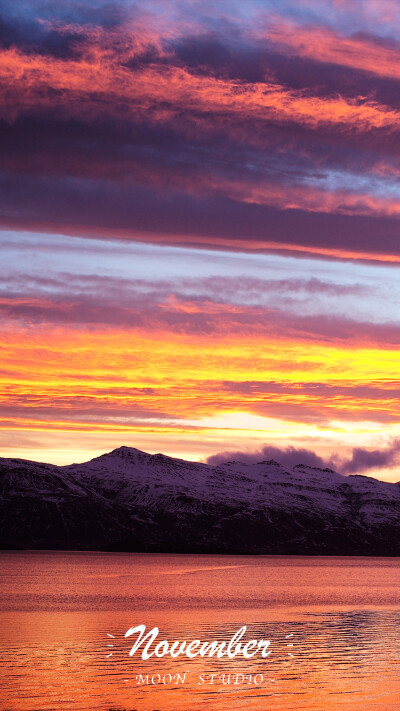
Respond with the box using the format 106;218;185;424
2;0;400;480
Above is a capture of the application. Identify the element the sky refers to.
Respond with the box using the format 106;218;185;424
1;0;400;480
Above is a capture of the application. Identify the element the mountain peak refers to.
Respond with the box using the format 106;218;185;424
104;445;147;458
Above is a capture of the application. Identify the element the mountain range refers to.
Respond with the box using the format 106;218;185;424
1;446;399;554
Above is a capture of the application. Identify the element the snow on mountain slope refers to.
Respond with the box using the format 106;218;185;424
1;446;399;554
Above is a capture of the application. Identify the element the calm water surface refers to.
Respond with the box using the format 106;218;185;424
0;552;399;711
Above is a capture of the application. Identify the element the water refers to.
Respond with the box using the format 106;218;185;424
0;552;399;710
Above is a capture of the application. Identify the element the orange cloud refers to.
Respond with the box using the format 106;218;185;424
265;20;400;81
204;174;400;218
2;31;400;134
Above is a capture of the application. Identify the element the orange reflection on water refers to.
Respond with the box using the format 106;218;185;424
0;553;399;710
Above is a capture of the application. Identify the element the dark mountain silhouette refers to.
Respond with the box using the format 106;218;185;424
1;446;399;554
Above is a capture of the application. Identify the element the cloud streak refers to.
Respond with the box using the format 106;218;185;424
3;39;400;132
264;21;400;82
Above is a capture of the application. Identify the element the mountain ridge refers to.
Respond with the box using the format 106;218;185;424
1;446;399;555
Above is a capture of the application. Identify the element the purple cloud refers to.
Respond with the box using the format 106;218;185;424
341;440;400;474
207;445;328;469
207;440;400;476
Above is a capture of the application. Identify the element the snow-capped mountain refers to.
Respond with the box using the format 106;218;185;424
1;446;399;554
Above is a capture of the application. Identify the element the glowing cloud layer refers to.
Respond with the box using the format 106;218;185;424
2;1;400;476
